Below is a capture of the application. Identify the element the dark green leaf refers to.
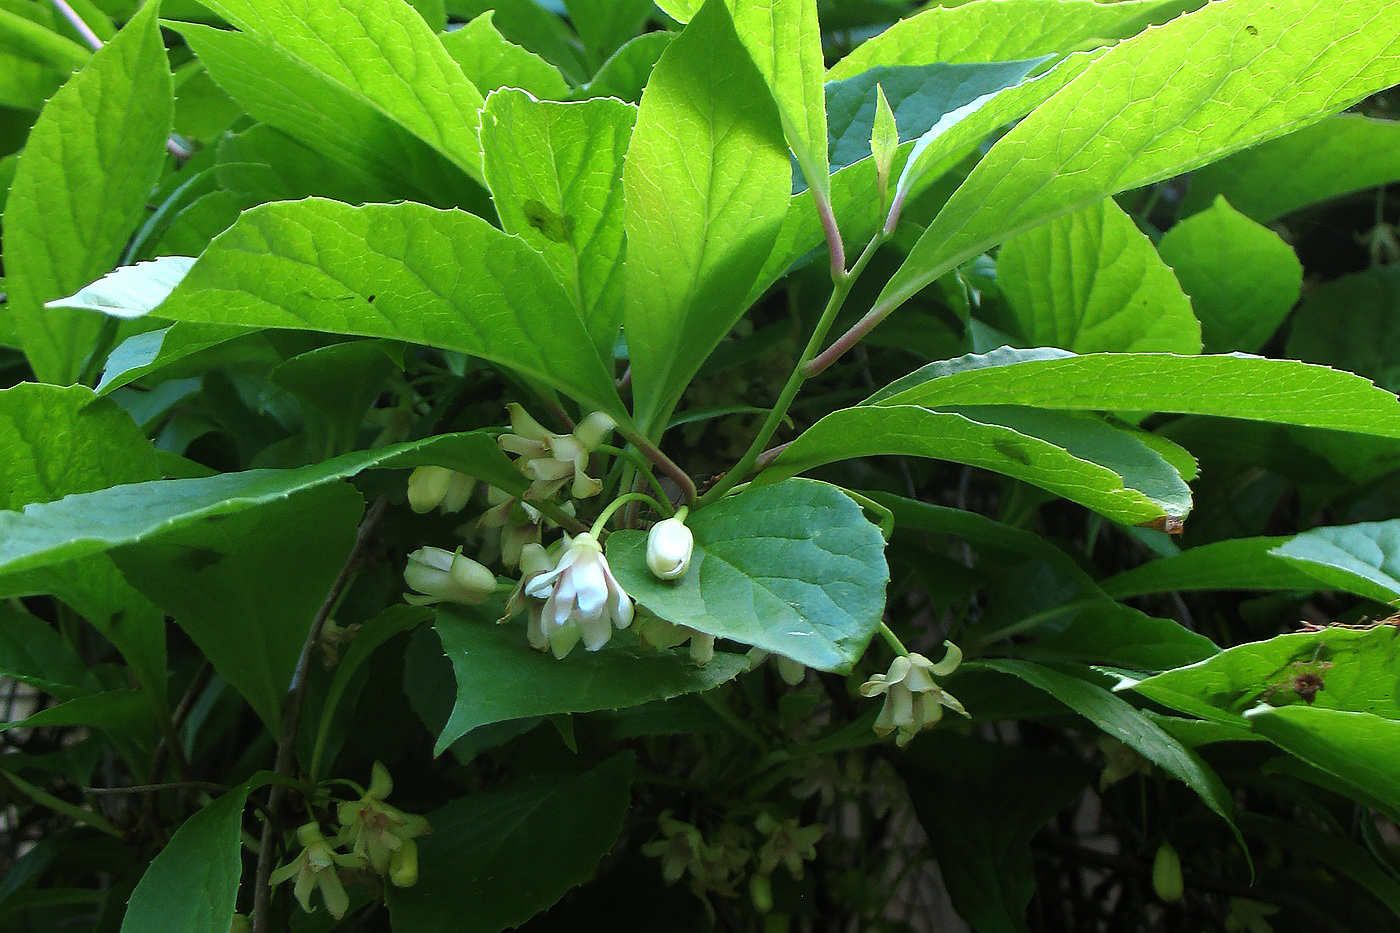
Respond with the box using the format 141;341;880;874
609;479;888;671
1245;706;1400;821
1272;521;1400;605
1101;537;1327;599
1287;264;1400;394
387;754;633;931
0;603;100;699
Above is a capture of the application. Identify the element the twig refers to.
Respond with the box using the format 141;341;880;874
615;425;696;505
48;0;101;51
86;781;231;796
251;496;390;933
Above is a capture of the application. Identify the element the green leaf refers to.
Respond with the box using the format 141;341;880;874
995;197;1201;353
173;22;484;210
873;0;1400;325
766;406;1184;526
983;659;1238;832
446;0;586;82
652;0;700;22
0;7;87;72
0;383;166;700
112;482;363;731
481;90;634;363
193;0;485;183
1018;601;1218;671
1100;537;1325;599
1272;521;1400;605
0;432;522;584
386;754;633;931
563;0;653;68
440;11;568;100
576;31;671;103
1244;706;1400;821
49;200;626;420
0;602;101;699
826;0;1189;79
821;58;1047;188
727;0;828;198
623;0;790;431
5;0;171;383
1181;113;1400;223
1127;626;1400;725
1157;195;1303;353
609;479;888;672
871;349;1400;440
0;689;149;741
270;340;398;460
213;123;404;208
97;323;265;395
1287;264;1400;394
899;733;1087;933
121;786;250;933
432;611;746;753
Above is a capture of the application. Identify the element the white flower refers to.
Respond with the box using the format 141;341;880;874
859;642;968;747
646;517;694;580
523;533;633;658
406;466;475;514
403;546;497;606
498;405;614;501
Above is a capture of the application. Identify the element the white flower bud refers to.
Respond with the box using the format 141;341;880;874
407;466;476;514
646;517;694;580
572;411;616;451
404;547;497;606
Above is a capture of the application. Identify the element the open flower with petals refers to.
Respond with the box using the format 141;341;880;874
755;812;825;880
860;642;968;747
268;822;365;919
403;546;497;606
498;405;614;501
336;762;431;885
523;533;633;658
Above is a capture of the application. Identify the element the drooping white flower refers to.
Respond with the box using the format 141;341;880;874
403;546;497;606
523;533;633;658
498;405;614;501
859;642;968;747
646;517;694;580
268;823;364;919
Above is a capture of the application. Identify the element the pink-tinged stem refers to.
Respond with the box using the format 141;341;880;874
49;0;102;50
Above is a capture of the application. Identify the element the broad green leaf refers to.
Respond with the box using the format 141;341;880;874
49;200;626;419
872;350;1400;441
826;0;1191;79
0;603;100;699
0;689;149;741
1181;114;1400;223
995;197;1200;353
113;483;363;730
173;23;483;210
727;0;828;199
900;733;1086;933
610;479;887;671
563;0;652;68
652;0;700;22
1244;706;1400;820
0;50;65;110
0;432;522;584
5;0;171;383
1100;537;1325;599
0;383;166;702
1127;626;1400;725
1239;813;1400;918
1287;264;1400;393
193;0;485;183
121;787;250;933
214;123;403;208
623;0;790;431
820;58;1046;188
1272;521;1400;605
445;0;587;82
765;406;1184;526
432;610;746;751
873;0;1400;325
97;322;262;394
983;659;1238;831
576;31;671;103
270;340;398;460
440;11;568;100
387;754;633;931
1158;196;1302;353
481;90;634;363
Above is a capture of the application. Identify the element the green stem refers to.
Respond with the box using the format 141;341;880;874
877;622;908;656
615;425;696;506
698;230;891;507
590;492;667;537
532;498;589;536
597;444;673;514
2;772;122;838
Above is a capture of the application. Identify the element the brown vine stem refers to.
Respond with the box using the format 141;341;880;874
251;496;389;933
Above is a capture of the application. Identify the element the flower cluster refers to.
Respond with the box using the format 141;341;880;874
860;642;968;747
518;533;633;658
269;763;430;919
499;404;614;501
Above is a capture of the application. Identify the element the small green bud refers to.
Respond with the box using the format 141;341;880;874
870;83;899;205
1152;842;1184;903
749;872;773;913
